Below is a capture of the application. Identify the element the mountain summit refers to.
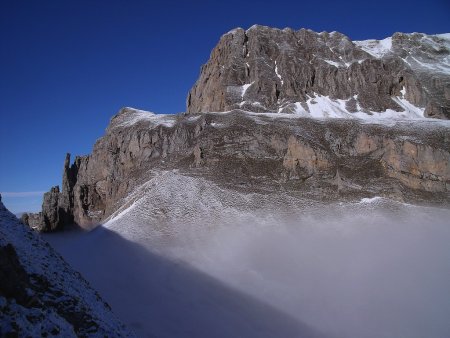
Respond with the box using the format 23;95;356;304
187;25;450;119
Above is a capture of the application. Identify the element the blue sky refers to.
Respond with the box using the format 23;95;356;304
1;0;449;213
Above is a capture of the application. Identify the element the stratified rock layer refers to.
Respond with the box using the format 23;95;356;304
22;108;450;231
187;26;450;119
22;27;450;231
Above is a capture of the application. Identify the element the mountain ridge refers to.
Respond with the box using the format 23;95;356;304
22;107;450;231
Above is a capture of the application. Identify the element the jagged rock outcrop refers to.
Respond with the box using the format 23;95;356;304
22;154;76;232
0;194;135;336
187;26;450;119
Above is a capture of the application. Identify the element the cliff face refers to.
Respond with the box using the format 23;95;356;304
21;155;76;232
22;26;450;231
187;26;450;119
23;108;450;230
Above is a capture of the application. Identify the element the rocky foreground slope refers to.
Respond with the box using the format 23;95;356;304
22;26;450;231
0;195;135;336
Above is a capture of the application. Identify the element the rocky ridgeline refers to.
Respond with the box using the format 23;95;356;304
187;25;450;118
22;108;450;231
22;26;450;231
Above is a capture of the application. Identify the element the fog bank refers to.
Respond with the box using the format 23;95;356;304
46;197;450;337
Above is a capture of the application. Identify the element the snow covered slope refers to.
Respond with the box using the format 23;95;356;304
0;195;135;337
356;33;450;74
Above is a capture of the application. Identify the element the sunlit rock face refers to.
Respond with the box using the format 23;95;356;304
22;108;450;231
187;26;450;119
22;27;450;231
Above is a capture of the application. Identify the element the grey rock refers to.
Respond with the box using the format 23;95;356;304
25;108;450;231
187;26;450;119
24;28;450;232
22;154;76;232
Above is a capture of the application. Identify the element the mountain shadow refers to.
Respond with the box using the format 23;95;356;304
44;225;334;338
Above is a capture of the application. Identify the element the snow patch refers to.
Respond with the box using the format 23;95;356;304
323;59;342;68
435;33;450;49
274;61;283;85
355;37;392;58
359;196;383;204
406;55;450;74
306;94;350;118
391;96;425;118
436;33;450;40
226;28;243;35
291;93;426;121
237;92;438;125
240;81;254;98
114;107;176;128
186;115;202;122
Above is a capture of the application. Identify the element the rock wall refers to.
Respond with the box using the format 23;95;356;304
21;154;76;232
22;26;450;231
23;109;450;231
187;26;450;118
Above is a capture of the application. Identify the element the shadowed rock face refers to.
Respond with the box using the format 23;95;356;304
187;26;450;119
22;108;450;231
0;195;135;337
21;155;76;232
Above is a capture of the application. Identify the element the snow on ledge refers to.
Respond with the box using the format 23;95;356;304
275;61;283;85
241;82;254;98
112;107;177;129
209;93;450;127
289;92;427;121
354;37;392;58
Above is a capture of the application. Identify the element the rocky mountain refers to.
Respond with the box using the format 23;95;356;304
22;26;450;231
22;108;450;231
187;25;450;119
0;194;135;336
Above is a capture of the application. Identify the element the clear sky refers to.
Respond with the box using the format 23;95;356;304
1;0;449;213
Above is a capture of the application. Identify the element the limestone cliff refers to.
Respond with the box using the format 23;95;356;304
22;26;450;231
22;108;450;230
187;26;450;119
